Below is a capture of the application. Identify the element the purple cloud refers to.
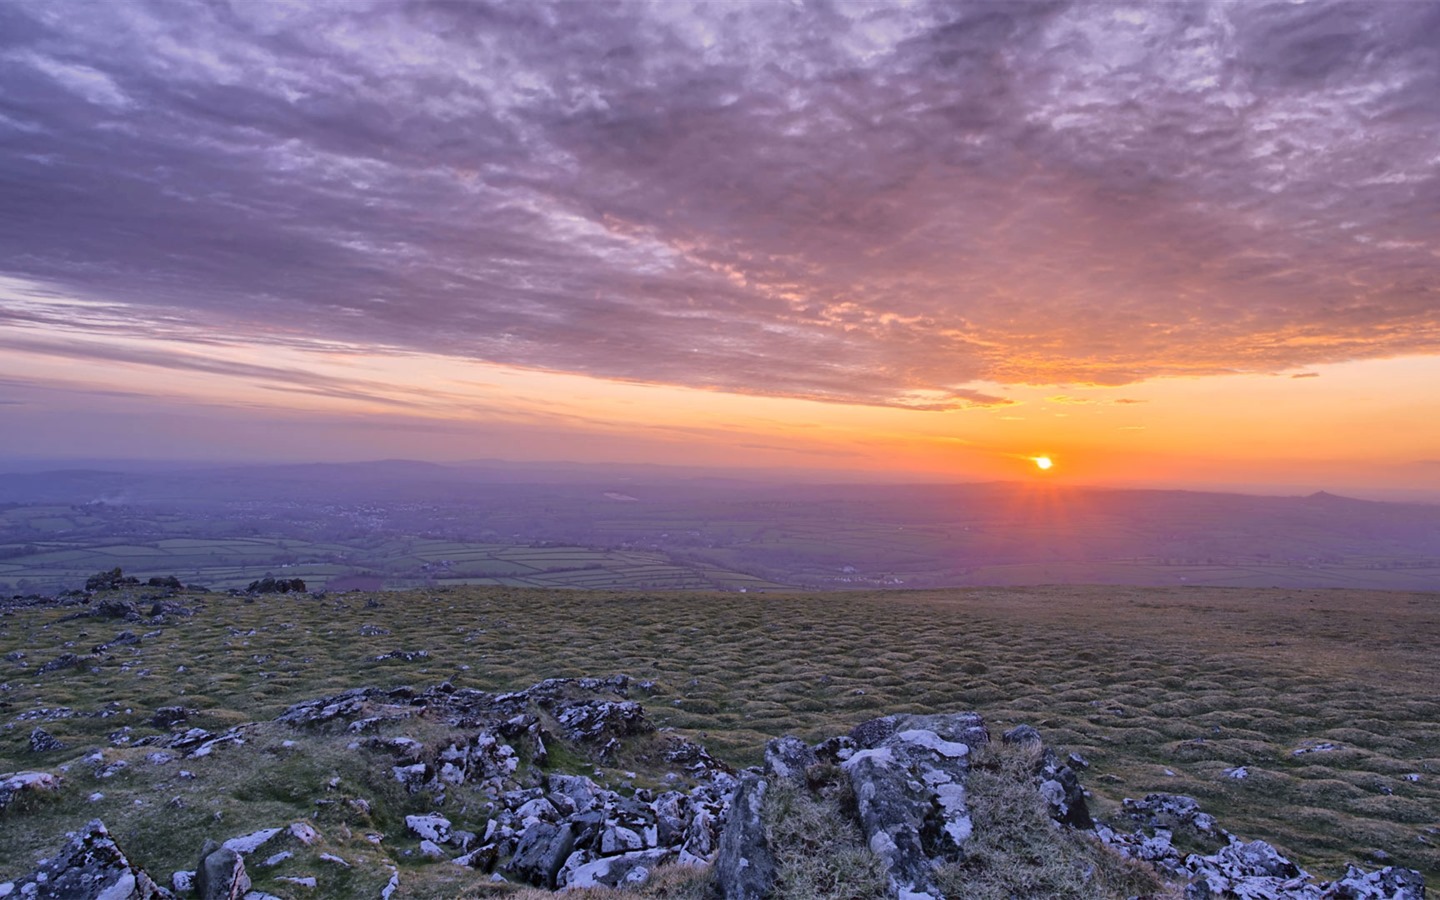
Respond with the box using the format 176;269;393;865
1;0;1437;408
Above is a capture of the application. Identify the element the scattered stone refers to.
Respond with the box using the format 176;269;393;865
92;598;140;619
375;649;428;662
151;706;195;728
1327;863;1427;898
1100;792;1425;898
1224;766;1250;780
37;652;88;675
0;770;62;811
1001;724;1043;746
222;827;282;855
28;727;66;753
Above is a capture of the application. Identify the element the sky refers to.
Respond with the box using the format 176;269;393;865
2;0;1439;496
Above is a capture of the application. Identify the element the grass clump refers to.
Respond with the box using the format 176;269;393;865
937;742;1180;900
762;776;889;900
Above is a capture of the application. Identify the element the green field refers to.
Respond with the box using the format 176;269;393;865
0;528;788;594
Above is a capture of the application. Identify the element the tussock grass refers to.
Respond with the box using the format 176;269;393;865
936;742;1178;900
763;777;888;899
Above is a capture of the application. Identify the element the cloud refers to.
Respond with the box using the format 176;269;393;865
1;0;1438;409
1291;372;1321;379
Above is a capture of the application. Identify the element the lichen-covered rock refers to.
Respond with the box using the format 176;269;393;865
1100;794;1426;899
714;774;775;900
842;725;983;900
764;735;818;782
406;813;453;844
27;727;66;753
561;848;675;889
505;821;576;888
1322;864;1427;899
1034;746;1091;829
195;841;250;900
0;819;171;899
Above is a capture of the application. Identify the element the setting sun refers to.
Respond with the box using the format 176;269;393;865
1032;456;1054;471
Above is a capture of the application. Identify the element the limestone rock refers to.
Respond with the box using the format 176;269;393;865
714;774;775;900
406;813;453;844
0;819;171;899
505;821;576;888
195;841;251;900
1323;864;1427;899
37;652;89;675
28;727;66;753
562;848;675;889
763;735;818;782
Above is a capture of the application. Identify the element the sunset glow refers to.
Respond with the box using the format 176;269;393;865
2;2;1439;499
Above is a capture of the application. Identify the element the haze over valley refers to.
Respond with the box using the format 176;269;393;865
3;459;1438;596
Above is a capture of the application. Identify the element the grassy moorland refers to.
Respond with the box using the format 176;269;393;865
0;584;1437;893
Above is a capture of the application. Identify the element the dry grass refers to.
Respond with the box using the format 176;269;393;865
937;741;1178;899
762;778;889;899
1;583;1438;894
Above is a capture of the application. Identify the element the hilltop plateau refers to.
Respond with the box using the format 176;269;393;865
0;581;1435;898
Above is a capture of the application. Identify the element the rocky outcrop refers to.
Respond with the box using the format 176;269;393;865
1;679;1427;900
0;819;171;899
1100;793;1427;899
275;676;732;892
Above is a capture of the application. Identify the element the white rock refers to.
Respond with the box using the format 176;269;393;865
405;813;452;843
893;729;971;759
224;828;282;855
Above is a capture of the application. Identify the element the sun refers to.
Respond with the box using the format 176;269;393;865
1031;456;1054;471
